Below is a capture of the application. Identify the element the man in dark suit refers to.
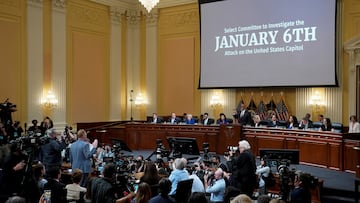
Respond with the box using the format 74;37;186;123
44;166;66;203
237;103;253;126
201;113;214;125
167;112;180;124
150;113;163;124
225;140;257;198
39;128;67;172
70;129;98;187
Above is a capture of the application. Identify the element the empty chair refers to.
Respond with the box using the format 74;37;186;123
175;179;193;203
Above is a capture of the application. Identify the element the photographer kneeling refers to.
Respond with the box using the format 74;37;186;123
88;163;134;203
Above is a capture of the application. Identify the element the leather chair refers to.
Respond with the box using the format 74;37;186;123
174;179;193;203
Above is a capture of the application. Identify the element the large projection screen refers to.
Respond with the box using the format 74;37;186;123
199;0;337;88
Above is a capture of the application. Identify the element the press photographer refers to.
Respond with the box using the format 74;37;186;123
39;128;67;173
0;143;40;203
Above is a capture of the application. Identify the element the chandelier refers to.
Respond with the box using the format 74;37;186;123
41;90;58;109
138;0;159;13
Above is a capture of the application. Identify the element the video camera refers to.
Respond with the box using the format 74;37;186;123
11;134;49;152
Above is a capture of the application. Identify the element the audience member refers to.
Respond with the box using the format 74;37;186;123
5;196;26;203
217;113;229;124
256;157;270;195
149;178;175;203
43;166;66;203
134;155;145;173
230;194;253;203
349;115;360;133
70;129;98;187
132;182;152;203
167;113;180;124
168;158;189;195
204;168;226;202
33;162;48;194
39;128;67;171
226;140;257;198
140;162;162;197
202;112;214;125
66;169;87;202
187;168;204;193
257;194;271;203
187;192;208;203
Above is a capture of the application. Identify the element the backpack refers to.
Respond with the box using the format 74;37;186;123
262;170;276;188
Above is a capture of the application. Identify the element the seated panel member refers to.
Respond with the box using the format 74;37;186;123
167;112;181;124
202;113;214;125
185;114;196;125
150;113;163;124
216;113;230;124
267;114;280;127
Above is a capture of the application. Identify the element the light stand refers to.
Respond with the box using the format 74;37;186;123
130;90;134;121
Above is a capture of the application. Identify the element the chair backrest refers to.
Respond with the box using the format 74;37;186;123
175;179;193;203
332;122;343;133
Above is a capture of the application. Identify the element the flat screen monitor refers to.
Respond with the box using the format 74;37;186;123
259;148;300;166
111;138;132;152
199;0;338;88
166;137;200;155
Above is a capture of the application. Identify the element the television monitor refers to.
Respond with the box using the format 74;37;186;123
166;137;200;155
259;148;300;167
111;138;132;152
199;0;338;88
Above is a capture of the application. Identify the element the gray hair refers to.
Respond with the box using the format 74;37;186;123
239;140;251;150
174;158;185;170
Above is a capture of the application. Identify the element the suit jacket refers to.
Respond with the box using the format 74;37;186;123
70;139;97;173
167;117;181;124
151;118;163;124
238;110;253;125
40;137;67;166
44;179;66;203
202;118;214;125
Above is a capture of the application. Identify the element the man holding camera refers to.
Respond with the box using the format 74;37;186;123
39;128;67;172
70;129;98;187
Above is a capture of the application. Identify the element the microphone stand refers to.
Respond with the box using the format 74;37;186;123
130;90;134;121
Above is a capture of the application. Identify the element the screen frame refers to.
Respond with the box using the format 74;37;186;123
198;0;340;89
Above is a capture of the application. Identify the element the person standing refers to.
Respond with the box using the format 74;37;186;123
204;168;226;203
39;128;67;171
226;140;257;198
349;115;360;133
70;129;98;187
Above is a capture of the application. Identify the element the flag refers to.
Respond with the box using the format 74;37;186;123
275;99;289;121
257;100;267;120
248;99;257;111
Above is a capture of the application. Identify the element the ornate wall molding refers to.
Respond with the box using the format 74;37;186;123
125;9;141;25
27;0;42;8
53;0;65;9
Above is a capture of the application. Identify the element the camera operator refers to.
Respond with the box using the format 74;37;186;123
0;143;39;203
39;128;67;172
88;163;135;203
224;140;257;198
0;121;8;145
289;172;312;203
63;126;75;144
8;121;24;142
40;117;53;136
204;168;226;203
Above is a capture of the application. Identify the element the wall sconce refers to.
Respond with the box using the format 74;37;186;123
310;90;325;116
210;92;223;117
41;90;58;109
134;93;147;107
210;92;223;108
